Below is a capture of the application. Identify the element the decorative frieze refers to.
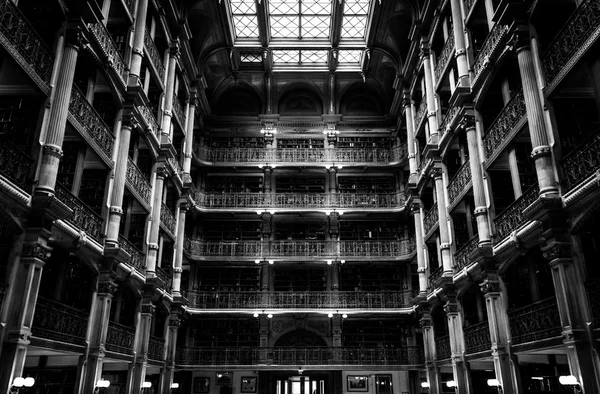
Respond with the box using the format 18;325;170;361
508;297;562;345
32;297;88;345
105;322;135;354
562;134;600;192
464;321;491;354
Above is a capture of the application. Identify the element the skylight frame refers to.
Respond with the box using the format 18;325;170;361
230;0;260;41
341;0;370;40
269;0;333;40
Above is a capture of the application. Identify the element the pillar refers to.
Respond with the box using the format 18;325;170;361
160;312;182;393
161;45;179;143
128;0;149;85
182;92;198;180
403;94;417;175
263;166;273;193
265;72;272;114
507;148;523;198
172;199;189;298
421;42;439;142
412;203;428;293
328;167;338;193
128;301;154;394
420;310;442;394
432;169;452;272
329;72;336;114
330;261;340;291
444;300;471;394
145;167;168;277
449;0;470;87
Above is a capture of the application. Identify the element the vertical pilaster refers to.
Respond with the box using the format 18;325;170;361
432;169;452;272
172;200;189;297
444;300;471;394
128;0;149;85
129;301;155;394
146;167;168;277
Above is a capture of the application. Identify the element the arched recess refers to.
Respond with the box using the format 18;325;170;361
339;83;385;116
213;80;263;116
278;87;324;116
274;329;328;347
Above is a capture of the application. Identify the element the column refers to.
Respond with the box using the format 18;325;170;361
328;167;338;193
500;79;523;198
412;204;428;293
265;72;272;114
145;167;168;277
420;310;442;394
329;212;340;258
449;0;469;87
542;241;600;393
445;300;471;394
161;45;179;143
421;42;439;143
514;30;558;196
160;312;182;393
330;261;340;291
172;200;189;298
329;72;336;114
258;315;270;363
182;92;198;182
481;278;522;394
461;116;491;244
36;30;84;195
128;0;149;85
403;94;417;175
263;167;273;193
432;169;452;272
128;301;154;393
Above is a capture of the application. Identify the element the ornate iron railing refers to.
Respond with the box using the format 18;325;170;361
87;22;126;84
55;183;104;243
167;156;183;177
434;32;455;84
69;85;115;161
0;136;32;191
585;281;600;326
106;321;135;354
464;320;491;354
144;29;165;83
177;346;424;366
562;133;600;191
32;297;89;346
118;235;145;273
126;158;152;208
148;336;165;361
472;24;509;84
463;0;476;16
493;184;538;242
156;266;172;292
187;291;417;310
160;202;177;237
453;235;479;271
184;239;415;260
428;266;443;287
423;205;439;235
171;96;186;129
415;100;428;129
121;0;136;17
542;0;600;86
435;335;451;360
195;192;406;210
508;297;562;345
439;104;461;136
137;104;161;141
482;90;526;159
447;160;472;205
0;0;54;85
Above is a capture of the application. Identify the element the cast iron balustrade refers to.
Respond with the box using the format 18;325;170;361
137;104;161;141
144;29;165;83
106;321;135;354
156;266;172;292
32;297;89;346
423;205;439;235
493;184;538;243
118;235;145;273
585;281;600;327
464;321;491;354
434;32;455;85
87;22;127;85
482;90;526;160
160;202;177;238
148;336;165;361
472;24;509;85
415;100;428;130
69;85;115;162
428;266;443;289
121;0;135;17
0;0;54;87
0;136;32;191
177;346;424;366
543;0;600;90
439;104;461;137
447;160;472;205
508;297;562;345
562;133;600;192
126;158;152;208
167;156;183;178
186;290;417;310
435;335;451;360
55;183;104;243
171;96;186;129
463;0;476;16
194;192;406;210
184;239;415;261
453;235;479;271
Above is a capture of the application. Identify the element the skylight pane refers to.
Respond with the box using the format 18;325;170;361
344;0;369;14
231;0;255;14
301;16;330;38
233;15;259;37
272;50;300;63
271;16;299;38
338;49;363;64
240;52;263;62
341;15;367;38
302;50;328;63
303;0;331;15
270;0;300;14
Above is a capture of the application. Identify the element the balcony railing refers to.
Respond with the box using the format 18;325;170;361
447;160;472;205
464;321;491;354
434;32;455;85
171;96;186;129
453;235;479;271
0;0;54;88
194;192;406;210
106;321;135;354
87;22;126;84
482;90;526;160
137;104;161;142
184;239;415;261
126;158;152;208
543;0;600;91
585;281;600;327
148;336;165;361
562;133;600;192
69;85;115;162
194;146;407;165
472;24;509;84
463;0;476;16
0;136;32;191
55;183;104;244
439;104;462;137
118;235;146;273
423;205;439;235
187;291;417;310
32;297;89;346
156;266;172;292
414;100;428;130
177;346;424;367
493;184;538;242
508;297;562;345
435;335;451;360
160;202;177;238
144;29;165;83
428;266;443;287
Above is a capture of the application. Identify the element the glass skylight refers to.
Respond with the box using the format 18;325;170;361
338;49;363;65
231;0;259;39
240;52;263;63
272;49;328;64
342;0;369;39
269;0;332;39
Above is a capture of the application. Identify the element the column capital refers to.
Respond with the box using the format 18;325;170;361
122;113;139;130
156;166;170;179
65;27;88;50
141;302;156;315
430;167;443;180
541;242;571;261
443;301;459;315
480;280;501;295
508;26;531;52
21;242;53;262
458;114;475;131
98;280;118;295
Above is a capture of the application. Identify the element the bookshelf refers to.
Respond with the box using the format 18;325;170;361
207;137;264;148
339;265;404;291
278;138;324;149
274;222;326;240
190;318;259;347
273;267;327;291
338;177;395;194
337;137;391;148
205;175;263;193
275;177;325;193
200;221;262;241
196;267;260;292
339;221;399;240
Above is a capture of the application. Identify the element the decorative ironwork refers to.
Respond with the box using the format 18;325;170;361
586;281;600;326
415;100;428;129
447;160;472;205
463;0;476;16
339;239;415;258
171;96;186;128
148;336;165;361
423;205;439;235
472;24;509;83
453;235;479;271
87;22;126;84
106;321;135;354
543;0;600;85
464;321;491;354
126;158;152;208
167;156;183;177
121;0;136;17
69;85;115;160
508;297;562;345
160;202;177;237
428;266;443;287
482;90;526;159
562;133;600;191
434;32;455;84
493;184;538;242
55;183;104;243
439;104;461;136
156;266;172;292
144;29;165;82
32;297;88;345
177;346;424;366
118;235;145;273
435;335;451;360
137;104;161;140
0;0;54;85
0;136;32;191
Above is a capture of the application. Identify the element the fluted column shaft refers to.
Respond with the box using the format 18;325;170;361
445;302;471;394
433;172;452;272
160;314;181;393
403;97;417;174
449;0;469;85
183;95;197;175
421;44;439;141
412;205;428;293
161;46;179;141
128;302;154;393
145;169;167;277
421;313;442;394
129;0;149;83
172;201;188;297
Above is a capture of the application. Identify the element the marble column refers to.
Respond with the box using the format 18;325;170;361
160;313;182;393
161;45;179;143
449;0;469;86
432;169;453;272
128;301;154;393
128;0;149;85
412;203;428;294
403;94;417;175
145;167;168;277
445;300;471;394
420;311;442;394
421;42;439;143
172;200;189;298
182;93;198;180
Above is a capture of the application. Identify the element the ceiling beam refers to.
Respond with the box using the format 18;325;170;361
255;0;270;47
